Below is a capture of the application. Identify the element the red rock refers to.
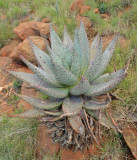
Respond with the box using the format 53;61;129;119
36;124;60;160
93;8;99;13
60;148;89;160
100;14;109;19
9;36;46;64
75;14;96;38
0;14;6;20
14;22;50;40
118;6;131;17
70;0;84;13
0;39;21;57
0;102;14;116
79;6;91;15
0;57;13;87
17;81;39;110
41;18;51;23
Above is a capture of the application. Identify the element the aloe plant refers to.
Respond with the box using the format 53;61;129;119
8;21;128;151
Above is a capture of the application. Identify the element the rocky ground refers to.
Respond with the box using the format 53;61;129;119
0;0;136;159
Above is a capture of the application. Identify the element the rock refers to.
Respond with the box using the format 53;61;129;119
9;36;46;64
41;18;51;23
0;102;14;116
36;124;60;160
60;148;89;160
100;14;109;19
118;6;131;17
0;57;13;87
102;35;130;50
0;57;14;115
0;39;21;57
14;22;50;40
17;81;39;110
70;0;84;13
0;14;6;21
75;15;96;38
90;35;130;51
60;148;90;160
93;8;99;13
79;6;91;15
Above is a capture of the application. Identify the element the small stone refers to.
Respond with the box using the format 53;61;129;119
93;8;99;13
75;14;96;38
0;102;14;116
60;148;89;160
14;22;50;40
100;14;109;19
79;6;91;15
41;18;51;23
9;36;46;65
36;124;60;160
70;0;84;13
0;39;21;57
0;14;6;21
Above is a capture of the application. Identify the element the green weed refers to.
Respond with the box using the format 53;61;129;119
0;116;38;160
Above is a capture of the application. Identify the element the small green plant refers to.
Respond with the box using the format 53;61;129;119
99;3;107;14
7;21;129;151
8;94;20;105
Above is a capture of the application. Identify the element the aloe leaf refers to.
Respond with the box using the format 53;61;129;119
63;26;73;49
79;20;90;72
86;110;99;120
17;94;63;110
51;55;78;85
64;48;72;68
84;72;126;97
85;37;103;81
92;34;119;81
7;71;69;98
45;110;63;116
89;34;99;60
83;100;108;110
13;108;45;118
70;76;90;95
50;24;66;59
28;37;53;71
73;27;84;73
62;96;83;116
69;115;84;134
70;51;80;78
92;68;125;84
20;56;62;87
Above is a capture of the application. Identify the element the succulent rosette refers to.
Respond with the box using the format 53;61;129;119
8;21;128;150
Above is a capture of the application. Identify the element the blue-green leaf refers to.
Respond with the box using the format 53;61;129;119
70;50;80;78
8;71;69;98
28;37;53;72
17;94;63;110
20;56;62;87
50;24;66;59
84;73;126;97
85;37;103;81
73;27;84;73
83;100;108;110
62;96;83;116
92;34;119;80
51;55;78;86
63;26;73;49
79;20;90;72
70;76;90;95
69;115;84;134
13;108;45;118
